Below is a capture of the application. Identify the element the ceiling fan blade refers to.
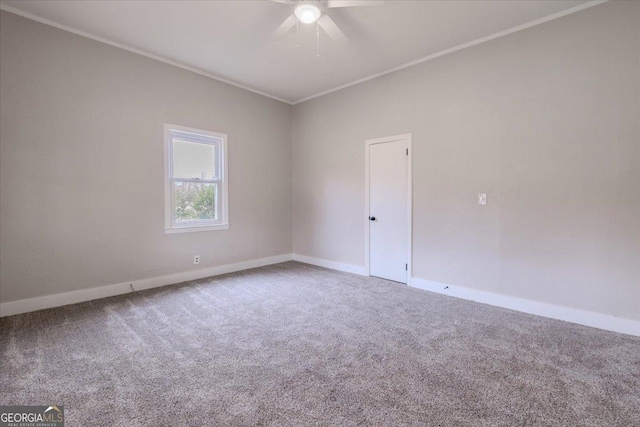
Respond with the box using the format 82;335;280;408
326;0;383;8
318;14;348;43
270;0;294;4
271;14;298;40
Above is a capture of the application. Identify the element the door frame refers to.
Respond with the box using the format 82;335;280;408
364;133;413;281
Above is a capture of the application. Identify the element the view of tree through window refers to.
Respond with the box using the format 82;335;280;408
175;182;217;221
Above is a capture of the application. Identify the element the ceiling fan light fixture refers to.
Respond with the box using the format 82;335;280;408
294;3;322;24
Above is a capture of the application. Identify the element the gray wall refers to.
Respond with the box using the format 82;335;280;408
2;2;638;321
0;11;293;302
292;1;640;321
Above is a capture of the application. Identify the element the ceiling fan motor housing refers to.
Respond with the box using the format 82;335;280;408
295;3;322;24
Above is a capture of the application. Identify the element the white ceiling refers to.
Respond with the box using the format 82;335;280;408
1;0;595;104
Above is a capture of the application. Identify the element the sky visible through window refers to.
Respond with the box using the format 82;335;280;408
173;139;217;180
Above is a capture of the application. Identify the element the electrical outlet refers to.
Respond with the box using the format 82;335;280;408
193;255;200;265
478;194;487;205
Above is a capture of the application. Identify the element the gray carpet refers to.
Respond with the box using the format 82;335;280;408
1;261;639;426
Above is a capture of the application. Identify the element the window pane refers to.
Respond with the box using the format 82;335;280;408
173;139;217;180
174;182;217;222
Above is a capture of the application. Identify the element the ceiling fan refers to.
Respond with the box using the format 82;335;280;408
270;0;383;47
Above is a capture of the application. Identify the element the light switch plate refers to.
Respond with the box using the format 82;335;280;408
478;194;487;205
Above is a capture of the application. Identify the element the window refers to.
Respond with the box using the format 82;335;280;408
164;124;228;233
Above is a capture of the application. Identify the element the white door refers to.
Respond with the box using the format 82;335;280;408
368;138;409;283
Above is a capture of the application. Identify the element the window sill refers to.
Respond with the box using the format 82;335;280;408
164;223;229;234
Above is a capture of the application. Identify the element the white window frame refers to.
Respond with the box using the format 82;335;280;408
164;124;229;234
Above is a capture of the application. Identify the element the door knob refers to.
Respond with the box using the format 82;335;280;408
369;216;376;221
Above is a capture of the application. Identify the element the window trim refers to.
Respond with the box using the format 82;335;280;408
164;123;229;234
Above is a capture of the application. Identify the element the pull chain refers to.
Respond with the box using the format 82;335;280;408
296;20;299;47
316;21;320;57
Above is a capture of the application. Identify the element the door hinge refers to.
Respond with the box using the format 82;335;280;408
406;148;408;155
405;263;408;271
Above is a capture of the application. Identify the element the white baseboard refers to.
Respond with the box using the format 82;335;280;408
292;254;366;276
290;256;639;337
409;277;640;337
4;253;637;337
0;253;294;317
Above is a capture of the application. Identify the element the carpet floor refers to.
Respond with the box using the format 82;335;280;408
1;261;639;426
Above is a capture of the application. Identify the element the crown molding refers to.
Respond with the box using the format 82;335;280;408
1;1;608;106
291;0;608;104
0;3;293;105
